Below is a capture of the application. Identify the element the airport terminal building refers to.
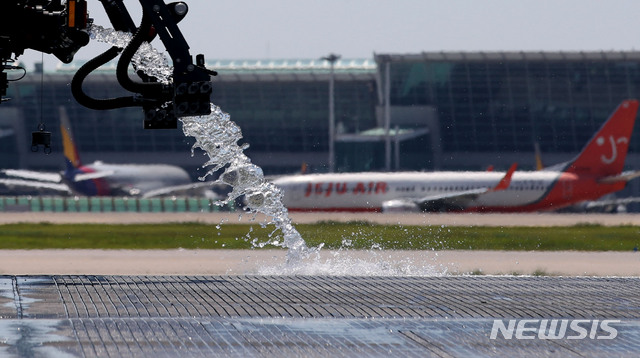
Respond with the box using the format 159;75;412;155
3;51;640;201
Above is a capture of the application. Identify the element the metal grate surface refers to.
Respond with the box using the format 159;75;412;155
0;275;639;357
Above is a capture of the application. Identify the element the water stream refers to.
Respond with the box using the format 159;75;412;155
88;25;441;275
90;25;314;263
180;105;315;262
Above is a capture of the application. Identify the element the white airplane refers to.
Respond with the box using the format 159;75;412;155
273;100;640;212
0;106;220;198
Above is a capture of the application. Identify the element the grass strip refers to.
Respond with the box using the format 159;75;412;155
0;222;637;251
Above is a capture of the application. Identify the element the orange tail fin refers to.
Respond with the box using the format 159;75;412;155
492;163;517;191
565;100;639;177
59;106;82;172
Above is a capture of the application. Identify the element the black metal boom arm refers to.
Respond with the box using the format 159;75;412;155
1;0;217;129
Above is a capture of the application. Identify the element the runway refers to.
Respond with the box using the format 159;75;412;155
1;275;639;357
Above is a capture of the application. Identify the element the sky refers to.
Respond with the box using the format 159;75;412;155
16;0;640;70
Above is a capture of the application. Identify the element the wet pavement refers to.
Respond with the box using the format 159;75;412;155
1;275;639;357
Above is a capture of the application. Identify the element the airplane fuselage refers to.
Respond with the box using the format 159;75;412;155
273;171;625;212
67;162;192;196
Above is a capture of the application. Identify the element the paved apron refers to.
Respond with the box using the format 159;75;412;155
0;275;639;357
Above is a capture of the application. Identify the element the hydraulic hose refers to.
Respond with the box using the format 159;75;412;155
71;46;139;110
116;14;166;99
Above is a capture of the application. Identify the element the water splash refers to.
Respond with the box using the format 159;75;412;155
90;25;313;262
256;249;447;276
88;24;172;83
181;105;313;260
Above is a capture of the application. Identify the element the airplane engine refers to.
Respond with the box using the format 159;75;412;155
381;199;420;213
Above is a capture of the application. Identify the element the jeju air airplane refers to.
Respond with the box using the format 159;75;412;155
0;106;218;198
273;100;640;212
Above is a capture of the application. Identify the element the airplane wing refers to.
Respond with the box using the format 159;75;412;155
584;196;640;209
382;188;490;212
141;181;229;199
383;163;518;212
412;188;491;211
1;169;62;183
73;171;115;182
598;170;640;184
0;178;72;194
2;168;115;184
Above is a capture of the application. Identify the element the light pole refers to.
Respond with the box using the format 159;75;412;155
322;53;340;173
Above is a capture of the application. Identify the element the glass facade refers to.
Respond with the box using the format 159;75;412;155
214;80;377;155
3;59;377;174
3;53;640;176
6;73;195;154
379;52;640;155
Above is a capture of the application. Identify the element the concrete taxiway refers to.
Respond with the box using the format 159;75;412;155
0;249;639;276
1;275;639;357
